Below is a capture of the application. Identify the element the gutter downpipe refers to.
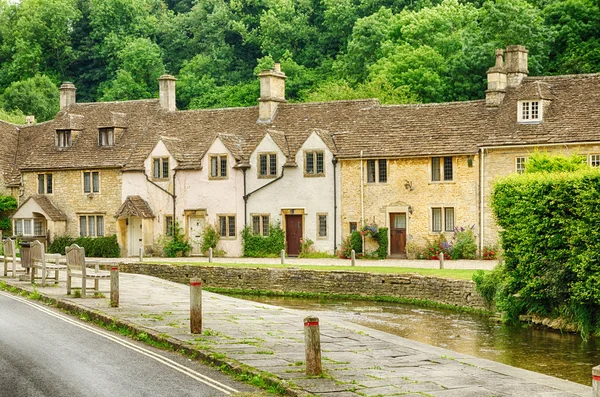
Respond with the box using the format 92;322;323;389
479;148;485;253
144;169;176;218
360;150;365;255
243;168;247;227
332;156;338;253
244;165;286;217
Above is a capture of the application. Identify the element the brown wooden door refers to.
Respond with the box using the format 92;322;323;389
285;214;302;256
390;213;406;256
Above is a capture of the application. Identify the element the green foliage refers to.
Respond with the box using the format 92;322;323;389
242;224;285;258
201;224;220;254
374;227;388;259
524;151;587;173
481;244;499;260
48;234;120;257
0;194;16;233
424;234;453;260
450;226;477;260
0;108;26;124
350;231;363;253
162;222;192;257
1;75;59;121
490;167;600;335
298;237;314;258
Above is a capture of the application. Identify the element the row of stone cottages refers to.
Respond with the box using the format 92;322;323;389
0;45;598;258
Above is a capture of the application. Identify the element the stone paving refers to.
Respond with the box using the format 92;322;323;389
1;270;591;397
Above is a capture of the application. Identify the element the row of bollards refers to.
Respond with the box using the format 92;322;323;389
188;278;323;375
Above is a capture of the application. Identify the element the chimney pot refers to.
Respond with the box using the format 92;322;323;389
158;74;177;112
59;82;76;110
486;49;507;107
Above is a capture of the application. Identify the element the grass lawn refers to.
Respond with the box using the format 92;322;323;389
144;261;483;280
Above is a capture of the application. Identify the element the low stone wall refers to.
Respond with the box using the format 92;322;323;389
117;263;487;310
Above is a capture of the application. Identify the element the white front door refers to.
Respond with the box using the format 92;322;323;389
128;217;142;256
188;216;205;255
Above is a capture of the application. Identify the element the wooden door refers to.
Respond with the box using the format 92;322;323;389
390;213;406;256
285;214;302;256
128;216;142;256
188;216;205;255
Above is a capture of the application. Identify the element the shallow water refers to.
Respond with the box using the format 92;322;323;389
231;295;597;385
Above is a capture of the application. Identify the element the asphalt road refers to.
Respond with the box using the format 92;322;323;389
0;291;257;397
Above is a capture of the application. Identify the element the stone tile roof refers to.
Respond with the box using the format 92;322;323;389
482;74;600;147
0;121;21;187
26;195;67;221
115;195;155;218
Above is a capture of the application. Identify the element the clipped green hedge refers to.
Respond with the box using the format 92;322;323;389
242;225;285;257
485;168;600;335
374;227;388;259
48;234;120;258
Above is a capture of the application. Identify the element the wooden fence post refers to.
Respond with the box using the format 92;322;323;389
190;278;202;334
110;266;119;308
304;316;322;376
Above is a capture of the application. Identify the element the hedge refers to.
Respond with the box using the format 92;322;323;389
48;235;120;258
484;168;600;335
242;225;285;257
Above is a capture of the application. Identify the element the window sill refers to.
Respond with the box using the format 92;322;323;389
152;178;170;182
517;120;542;124
303;173;325;178
209;176;229;181
258;175;277;179
219;236;236;240
429;180;455;185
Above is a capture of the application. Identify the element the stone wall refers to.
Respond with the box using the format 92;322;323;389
117;263;487;310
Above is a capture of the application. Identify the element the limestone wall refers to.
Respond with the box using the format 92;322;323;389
117;263;487;310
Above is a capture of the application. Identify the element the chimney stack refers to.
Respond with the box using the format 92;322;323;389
485;49;507;107
504;45;528;87
59;82;76;110
257;63;287;123
158;74;177;112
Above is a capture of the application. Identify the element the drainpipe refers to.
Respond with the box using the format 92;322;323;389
172;169;177;225
479;148;485;252
243;168;247;227
244;165;286;216
143;168;177;224
332;156;338;253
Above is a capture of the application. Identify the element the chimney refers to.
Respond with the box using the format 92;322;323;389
158;74;177;112
257;63;287;123
59;82;76;110
504;45;528;88
26;115;35;125
485;49;507;107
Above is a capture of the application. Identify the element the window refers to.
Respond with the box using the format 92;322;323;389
519;100;542;122
15;218;44;237
79;215;104;237
38;173;53;194
432;207;454;232
258;153;277;178
516;157;527;174
366;159;387;183
251;215;270;236
34;219;43;236
317;214;327;239
14;220;22;236
218;215;236;238
305;151;325;176
210;155;228;179
165;215;173;237
349;222;357;233
98;128;114;146
153;157;169;179
83;171;100;193
23;219;32;235
590;155;600;167
56;130;72;148
431;157;453;182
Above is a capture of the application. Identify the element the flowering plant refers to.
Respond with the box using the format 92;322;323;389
360;223;378;238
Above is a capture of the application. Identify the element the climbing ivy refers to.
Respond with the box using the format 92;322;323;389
242;224;285;258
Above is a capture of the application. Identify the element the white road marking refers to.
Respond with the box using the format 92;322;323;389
0;290;239;395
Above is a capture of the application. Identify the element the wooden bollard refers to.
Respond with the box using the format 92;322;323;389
439;252;444;269
281;249;285;265
208;248;213;263
593;365;600;396
304;316;322;376
190;278;202;334
351;249;356;266
110;266;119;308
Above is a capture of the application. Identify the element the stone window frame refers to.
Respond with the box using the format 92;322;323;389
209;154;229;180
430;157;454;183
152;157;170;180
79;214;105;237
349;222;358;234
38;173;53;195
431;207;454;233
82;170;101;194
304;150;325;177
251;213;270;236
217;214;236;239
515;156;527;174
257;153;278;179
317;213;328;239
55;129;72;148
366;159;388;184
518;100;543;123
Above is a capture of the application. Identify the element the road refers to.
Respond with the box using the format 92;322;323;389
0;291;257;397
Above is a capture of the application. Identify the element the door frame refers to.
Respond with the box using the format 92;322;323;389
389;212;407;256
281;208;305;256
184;209;207;256
385;206;410;257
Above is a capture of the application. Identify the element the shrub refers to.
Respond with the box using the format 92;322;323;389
482;244;500;260
374;227;388;259
298;238;314;257
450;226;477;260
162;222;192;257
350;231;363;253
242;224;285;257
48;235;120;257
424;234;452;260
405;241;424;259
337;235;353;259
201;224;220;254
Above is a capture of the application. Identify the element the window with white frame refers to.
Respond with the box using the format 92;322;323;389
305;150;325;176
258;153;277;178
14;218;45;237
38;173;53;194
98;128;114;146
210;155;228;179
218;215;236;238
366;159;387;183
83;171;100;193
153;157;169;179
518;100;542;122
590;155;600;167
431;157;453;182
251;214;270;236
56;130;72;148
432;207;454;232
79;215;104;237
516;157;527;174
317;213;328;239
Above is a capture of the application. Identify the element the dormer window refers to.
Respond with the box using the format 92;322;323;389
56;130;72;148
153;157;169;179
98;128;114;146
518;100;542;123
